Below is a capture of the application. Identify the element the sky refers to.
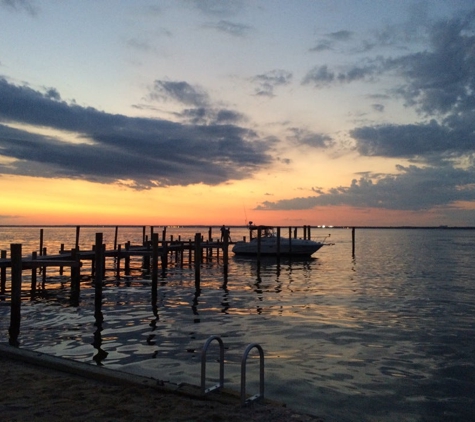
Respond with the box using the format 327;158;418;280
1;0;475;227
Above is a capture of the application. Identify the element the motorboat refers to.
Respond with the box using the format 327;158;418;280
232;225;326;257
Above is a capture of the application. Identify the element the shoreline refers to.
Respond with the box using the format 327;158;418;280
0;344;324;421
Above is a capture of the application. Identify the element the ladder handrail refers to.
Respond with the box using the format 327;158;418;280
240;342;265;406
201;335;225;395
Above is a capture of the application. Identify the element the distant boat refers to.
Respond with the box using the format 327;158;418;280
232;224;326;257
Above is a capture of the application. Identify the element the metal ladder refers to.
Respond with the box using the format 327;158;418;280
200;335;265;405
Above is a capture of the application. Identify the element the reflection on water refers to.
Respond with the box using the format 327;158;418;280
1;227;475;421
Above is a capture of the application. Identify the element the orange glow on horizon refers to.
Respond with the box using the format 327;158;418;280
0;175;467;227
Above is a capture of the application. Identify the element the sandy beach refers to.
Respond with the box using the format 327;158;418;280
0;345;324;422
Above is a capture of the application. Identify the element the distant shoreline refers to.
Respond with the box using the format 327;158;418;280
1;224;474;230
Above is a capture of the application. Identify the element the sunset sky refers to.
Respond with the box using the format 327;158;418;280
1;0;475;226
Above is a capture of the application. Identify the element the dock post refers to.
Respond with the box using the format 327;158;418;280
59;244;64;276
124;241;131;277
116;244;122;280
70;248;81;306
102;243;106;280
161;240;168;275
42;247;47;289
276;227;281;259
1;250;6;295
188;239;192;267
143;236;151;277
151;233;159;310
39;229;44;256
94;234;104;316
208;227;213;258
194;233;201;289
9;244;22;346
352;227;355;257
30;251;37;298
114;226;119;250
75;226;81;250
223;234;229;273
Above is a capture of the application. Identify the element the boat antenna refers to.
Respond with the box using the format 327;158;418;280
242;202;248;226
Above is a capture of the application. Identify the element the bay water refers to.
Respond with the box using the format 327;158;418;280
0;226;474;421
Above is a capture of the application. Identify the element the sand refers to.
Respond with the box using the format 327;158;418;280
0;345;324;422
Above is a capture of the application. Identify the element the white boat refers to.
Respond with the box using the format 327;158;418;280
232;225;326;257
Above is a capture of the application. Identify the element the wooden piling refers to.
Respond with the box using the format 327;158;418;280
115;244;121;280
30;251;37;297
352;227;355;257
161;240;168;275
70;248;81;305
276;227;281;258
124;241;131;277
143;236;151;276
94;233;104;312
151;232;159;316
39;229;44;256
194;233;201;289
223;234;229;272
152;233;159;285
42;247;47;288
114;226;119;250
75;226;80;250
9;244;22;346
59;244;64;275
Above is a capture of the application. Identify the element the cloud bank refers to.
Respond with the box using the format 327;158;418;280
259;11;475;213
0;78;272;189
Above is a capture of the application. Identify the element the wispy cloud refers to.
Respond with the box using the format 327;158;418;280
251;69;293;97
204;20;252;37
0;0;38;15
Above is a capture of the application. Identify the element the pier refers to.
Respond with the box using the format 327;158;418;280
0;224;339;348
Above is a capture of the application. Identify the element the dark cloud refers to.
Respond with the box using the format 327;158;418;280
273;12;475;215
0;78;272;189
328;30;353;41
302;64;378;87
257;164;475;211
148;79;245;125
351;120;475;159
287;128;334;149
1;0;37;15
389;14;475;117
252;69;292;97
350;13;475;162
149;80;209;107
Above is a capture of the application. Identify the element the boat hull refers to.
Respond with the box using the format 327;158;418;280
232;238;323;257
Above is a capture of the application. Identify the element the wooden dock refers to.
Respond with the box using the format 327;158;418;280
1;229;232;346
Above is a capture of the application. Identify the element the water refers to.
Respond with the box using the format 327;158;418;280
1;226;474;421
